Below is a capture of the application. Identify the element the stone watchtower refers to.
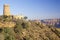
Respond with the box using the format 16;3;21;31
3;4;10;16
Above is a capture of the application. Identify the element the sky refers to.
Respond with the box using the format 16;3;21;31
0;0;60;19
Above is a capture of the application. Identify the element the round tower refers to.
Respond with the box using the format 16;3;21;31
3;4;10;16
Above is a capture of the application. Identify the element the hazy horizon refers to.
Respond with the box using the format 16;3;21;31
0;0;60;19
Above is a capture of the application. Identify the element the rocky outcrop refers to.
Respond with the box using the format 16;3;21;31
0;22;16;28
0;20;60;40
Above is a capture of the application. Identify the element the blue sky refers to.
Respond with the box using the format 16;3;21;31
0;0;60;19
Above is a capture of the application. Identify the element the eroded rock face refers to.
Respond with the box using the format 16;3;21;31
41;19;60;28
